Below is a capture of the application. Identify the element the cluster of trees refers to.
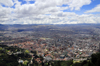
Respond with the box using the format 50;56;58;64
1;44;100;66
0;45;31;66
0;48;19;66
71;53;100;66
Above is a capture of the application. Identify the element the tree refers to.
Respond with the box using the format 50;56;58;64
25;50;29;54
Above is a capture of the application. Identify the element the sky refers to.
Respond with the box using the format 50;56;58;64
0;0;100;24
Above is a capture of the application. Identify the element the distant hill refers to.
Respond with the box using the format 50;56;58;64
0;24;8;31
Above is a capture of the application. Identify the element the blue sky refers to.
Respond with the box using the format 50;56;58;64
18;0;35;5
0;0;100;24
62;0;100;15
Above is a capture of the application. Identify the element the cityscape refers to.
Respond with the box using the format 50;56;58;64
0;24;100;66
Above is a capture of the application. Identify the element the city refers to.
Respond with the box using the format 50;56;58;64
0;24;100;64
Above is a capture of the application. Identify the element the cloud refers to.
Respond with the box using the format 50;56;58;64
34;0;92;10
85;4;100;13
13;0;91;19
0;0;100;24
0;0;14;6
68;0;91;10
0;5;13;23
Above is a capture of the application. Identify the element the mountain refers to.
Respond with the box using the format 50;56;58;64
0;24;8;31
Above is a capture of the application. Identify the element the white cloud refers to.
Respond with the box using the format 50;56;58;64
12;0;92;18
68;0;91;10
85;4;100;13
0;0;14;6
0;5;13;23
0;0;100;24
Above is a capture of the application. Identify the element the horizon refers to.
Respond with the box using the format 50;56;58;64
1;23;100;25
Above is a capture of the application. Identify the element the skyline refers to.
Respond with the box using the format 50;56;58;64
0;0;100;24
